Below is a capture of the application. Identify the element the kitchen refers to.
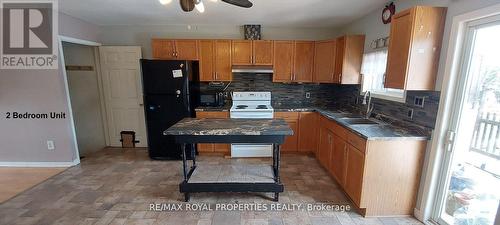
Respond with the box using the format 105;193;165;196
0;0;499;225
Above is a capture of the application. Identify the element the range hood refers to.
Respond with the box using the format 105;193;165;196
232;65;273;73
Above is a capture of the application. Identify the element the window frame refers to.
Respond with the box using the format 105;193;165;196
359;49;407;103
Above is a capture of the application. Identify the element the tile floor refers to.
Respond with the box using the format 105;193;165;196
0;148;424;225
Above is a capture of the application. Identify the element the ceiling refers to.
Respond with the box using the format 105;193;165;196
59;0;386;28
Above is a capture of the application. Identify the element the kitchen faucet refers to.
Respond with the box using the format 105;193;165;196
362;91;374;119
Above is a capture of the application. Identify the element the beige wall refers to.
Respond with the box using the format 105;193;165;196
62;42;106;157
99;25;339;58
0;13;101;164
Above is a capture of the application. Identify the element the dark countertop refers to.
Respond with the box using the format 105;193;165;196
164;118;294;136
194;105;431;141
195;104;231;112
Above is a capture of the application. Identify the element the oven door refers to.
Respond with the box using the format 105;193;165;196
231;144;272;158
230;110;274;157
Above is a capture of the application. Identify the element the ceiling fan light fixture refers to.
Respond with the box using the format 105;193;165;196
158;0;172;5
195;0;205;13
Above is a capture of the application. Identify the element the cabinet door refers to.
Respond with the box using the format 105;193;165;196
334;36;345;83
196;111;230;153
152;39;175;59
199;40;215;81
298;112;318;153
253;40;273;65
318;127;333;169
175;40;199;60
345;145;365;206
331;134;347;186
385;9;414;89
313;40;336;83
293;41;315;82
281;120;298;152
273;41;294;82
231;40;253;65
214;40;232;81
341;35;364;84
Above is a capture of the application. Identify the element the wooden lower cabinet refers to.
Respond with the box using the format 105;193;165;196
317;115;426;217
274;112;299;152
318;126;333;168
298;112;318;153
281;120;298;152
330;134;346;186
344;145;365;206
195;111;230;154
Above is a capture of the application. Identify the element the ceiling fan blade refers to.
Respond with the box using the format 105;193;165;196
180;0;195;12
221;0;253;8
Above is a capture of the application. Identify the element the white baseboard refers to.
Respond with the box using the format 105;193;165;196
0;159;79;167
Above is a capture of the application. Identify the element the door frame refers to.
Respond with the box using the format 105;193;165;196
416;3;500;224
58;35;104;164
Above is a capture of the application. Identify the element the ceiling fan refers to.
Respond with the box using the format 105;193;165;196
160;0;253;13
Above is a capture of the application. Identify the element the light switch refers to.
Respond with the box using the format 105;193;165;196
47;140;55;150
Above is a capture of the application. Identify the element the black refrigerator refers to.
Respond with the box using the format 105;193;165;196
140;60;199;160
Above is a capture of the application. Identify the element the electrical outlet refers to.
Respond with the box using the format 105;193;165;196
47;140;55;150
305;92;311;99
414;97;425;108
407;109;414;119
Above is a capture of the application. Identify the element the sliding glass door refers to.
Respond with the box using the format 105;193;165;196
433;15;500;225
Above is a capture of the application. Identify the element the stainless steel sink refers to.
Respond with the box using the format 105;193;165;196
341;118;379;125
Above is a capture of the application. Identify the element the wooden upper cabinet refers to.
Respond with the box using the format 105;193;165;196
152;39;176;59
253;40;273;65
293;41;315;82
273;40;314;83
232;40;274;66
214;40;232;81
198;40;215;82
313;40;336;83
385;6;446;90
334;35;365;84
152;39;198;60
273;41;294;82
175;40;199;60
231;40;252;65
198;40;232;82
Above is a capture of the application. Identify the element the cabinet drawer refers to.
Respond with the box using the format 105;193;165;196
347;132;366;153
320;116;335;131
196;111;229;118
274;112;299;120
331;121;348;140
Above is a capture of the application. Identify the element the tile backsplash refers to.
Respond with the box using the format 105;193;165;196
199;73;440;128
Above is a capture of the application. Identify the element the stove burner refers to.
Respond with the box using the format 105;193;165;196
257;105;268;109
236;105;248;109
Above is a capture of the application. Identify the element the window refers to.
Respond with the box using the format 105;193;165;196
360;50;405;102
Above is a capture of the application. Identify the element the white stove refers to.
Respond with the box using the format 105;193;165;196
230;92;273;157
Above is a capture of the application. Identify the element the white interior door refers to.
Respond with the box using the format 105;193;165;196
99;46;147;147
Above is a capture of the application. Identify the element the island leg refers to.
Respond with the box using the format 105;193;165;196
273;144;281;202
181;143;190;202
191;143;196;167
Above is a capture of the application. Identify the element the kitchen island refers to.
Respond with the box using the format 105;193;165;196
164;118;293;202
